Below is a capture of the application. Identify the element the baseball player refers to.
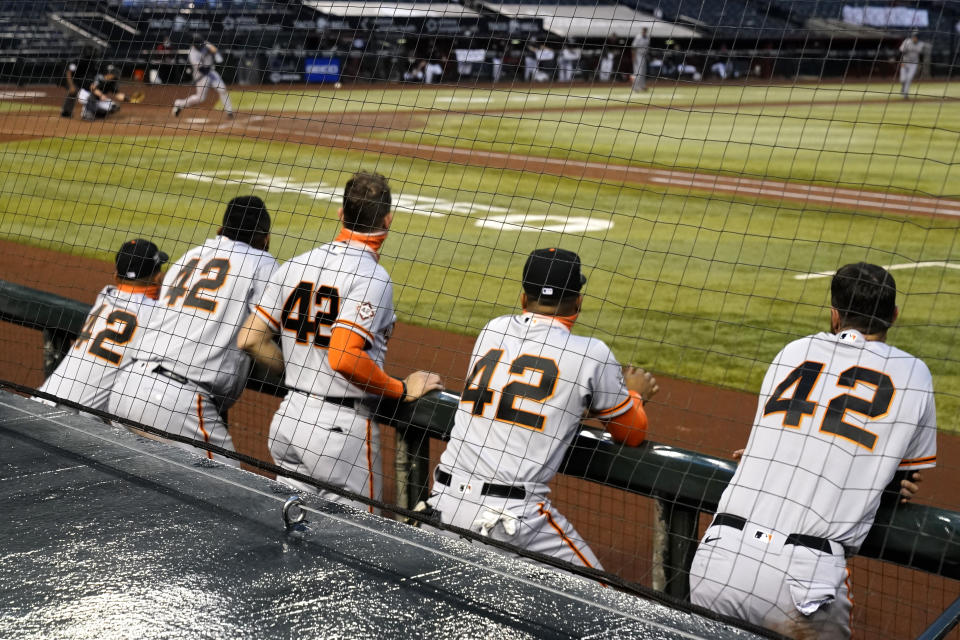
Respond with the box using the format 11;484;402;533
172;34;234;118
109;196;278;464
689;262;937;639
425;248;658;569
631;27;650;92
898;32;924;99
237;172;443;511
36;239;168;411
77;64;143;121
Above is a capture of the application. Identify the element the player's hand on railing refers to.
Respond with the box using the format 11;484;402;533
624;366;659;404
900;470;924;503
403;371;443;402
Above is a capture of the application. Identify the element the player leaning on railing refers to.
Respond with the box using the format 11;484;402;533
237;172;442;512
690;262;936;639
424;247;658;569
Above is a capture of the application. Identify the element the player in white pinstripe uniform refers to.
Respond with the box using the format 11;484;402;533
37;239;167;412
110;197;277;464
690;262;936;639
238;172;442;511
427;248;658;569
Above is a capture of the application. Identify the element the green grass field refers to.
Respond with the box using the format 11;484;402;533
2;81;959;429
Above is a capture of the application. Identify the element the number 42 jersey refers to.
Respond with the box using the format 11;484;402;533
440;312;633;488
38;284;160;411
131;235;278;403
718;329;937;552
253;239;396;399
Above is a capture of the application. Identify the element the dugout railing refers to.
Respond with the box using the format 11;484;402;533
2;277;959;630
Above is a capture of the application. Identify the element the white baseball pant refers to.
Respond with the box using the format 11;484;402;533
900;62;918;96
268;391;382;514
632;53;647;90
689;519;852;639
174;70;233;113
109;360;238;466
427;467;603;571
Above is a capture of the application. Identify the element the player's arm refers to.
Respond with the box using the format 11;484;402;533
594;366;659;447
237;312;284;376
327;327;441;402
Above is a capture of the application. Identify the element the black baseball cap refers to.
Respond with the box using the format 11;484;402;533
115;239;168;280
522;248;586;302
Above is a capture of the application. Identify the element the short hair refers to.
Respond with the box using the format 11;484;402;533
342;172;391;232
831;262;897;334
221;195;270;245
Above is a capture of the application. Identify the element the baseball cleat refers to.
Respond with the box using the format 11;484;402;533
172;105;182;117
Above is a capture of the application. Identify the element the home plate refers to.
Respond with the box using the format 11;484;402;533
183;117;209;124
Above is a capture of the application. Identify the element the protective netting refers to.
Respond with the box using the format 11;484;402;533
0;0;958;638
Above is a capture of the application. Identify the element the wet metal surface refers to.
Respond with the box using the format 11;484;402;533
0;391;762;639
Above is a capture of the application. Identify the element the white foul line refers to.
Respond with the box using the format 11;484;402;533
794;261;960;280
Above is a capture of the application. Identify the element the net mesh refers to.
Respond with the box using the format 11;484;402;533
0;1;958;638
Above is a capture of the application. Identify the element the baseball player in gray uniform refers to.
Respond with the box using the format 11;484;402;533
37;239;168;411
426;248;659;569
237;172;442;511
109;197;277;464
898;32;924;98
689;262;937;639
631;27;650;92
173;34;234;117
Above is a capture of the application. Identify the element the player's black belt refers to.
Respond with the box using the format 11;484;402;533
711;512;836;555
292;390;359;409
320;396;358;409
434;468;526;500
153;365;217;395
152;365;220;410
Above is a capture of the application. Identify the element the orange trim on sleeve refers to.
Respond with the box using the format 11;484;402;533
335;318;375;344
327;327;404;399
593;394;632;417
899;456;936;468
255;304;281;330
603;391;648;447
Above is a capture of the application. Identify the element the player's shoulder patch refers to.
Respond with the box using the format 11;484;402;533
358;301;376;321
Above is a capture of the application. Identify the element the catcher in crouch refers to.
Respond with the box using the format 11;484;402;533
426;247;658;569
79;64;144;121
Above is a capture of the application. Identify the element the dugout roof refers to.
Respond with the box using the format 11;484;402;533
480;3;703;39
0;390;762;639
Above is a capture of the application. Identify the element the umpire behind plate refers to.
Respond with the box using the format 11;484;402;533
689;262;937;639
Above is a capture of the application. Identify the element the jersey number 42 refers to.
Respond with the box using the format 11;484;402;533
74;304;137;366
279;280;340;347
461;348;559;431
763;360;894;450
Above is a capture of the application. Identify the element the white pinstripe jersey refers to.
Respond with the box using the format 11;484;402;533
717;329;937;551
254;239;396;399
131;236;278;404
39;285;160;411
440;313;632;487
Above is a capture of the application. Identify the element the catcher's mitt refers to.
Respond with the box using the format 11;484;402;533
128;91;145;104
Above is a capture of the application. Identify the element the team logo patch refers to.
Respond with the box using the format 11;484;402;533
358;301;376;320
